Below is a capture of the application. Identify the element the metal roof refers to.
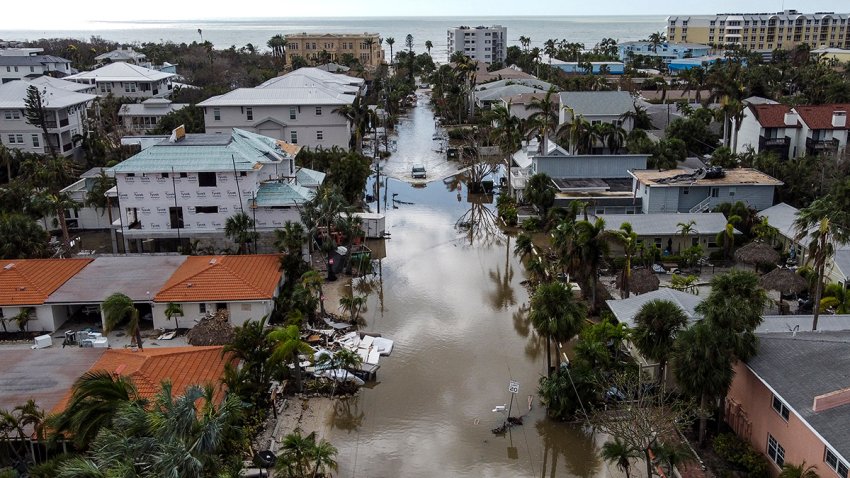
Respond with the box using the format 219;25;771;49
475;84;549;103
110;129;295;173
254;181;315;207
559;91;636;117
257;67;364;90
591;212;732;236
198;86;355;107
94;48;147;62
46;256;187;304
0;55;70;66
28;75;95;93
605;288;704;328
0;79;96;109
295;167;326;188
66;62;174;82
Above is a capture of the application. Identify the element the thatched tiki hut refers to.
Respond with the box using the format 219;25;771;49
759;267;808;315
735;242;780;271
187;310;235;346
618;268;661;295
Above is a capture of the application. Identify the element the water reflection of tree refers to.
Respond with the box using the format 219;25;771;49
535;421;601;478
456;193;503;247
329;396;365;433
487;234;517;311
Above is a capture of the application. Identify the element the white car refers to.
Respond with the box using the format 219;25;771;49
412;165;427;179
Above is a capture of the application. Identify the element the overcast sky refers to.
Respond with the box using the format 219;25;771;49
2;1;849;29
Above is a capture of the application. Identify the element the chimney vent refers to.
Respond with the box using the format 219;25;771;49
832;111;847;129
784;112;799;127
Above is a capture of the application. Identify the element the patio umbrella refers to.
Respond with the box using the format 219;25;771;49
621;268;661;295
759;267;808;296
187;309;235;346
734;242;780;269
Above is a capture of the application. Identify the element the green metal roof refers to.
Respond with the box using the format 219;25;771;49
254;182;314;207
111;129;294;173
296;168;326;188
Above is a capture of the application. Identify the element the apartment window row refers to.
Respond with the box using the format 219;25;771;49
6;134;24;144
130;116;159;128
825;448;849;478
3;110;21;120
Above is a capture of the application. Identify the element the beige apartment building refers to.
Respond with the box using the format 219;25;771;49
667;9;850;52
284;33;385;67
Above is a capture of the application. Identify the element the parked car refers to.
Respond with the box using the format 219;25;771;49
412;165;427;179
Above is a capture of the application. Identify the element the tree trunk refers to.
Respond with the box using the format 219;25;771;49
294;357;303;392
812;259;825;331
57;208;71;248
135;328;144;351
644;448;653;478
698;394;708;447
545;336;552;377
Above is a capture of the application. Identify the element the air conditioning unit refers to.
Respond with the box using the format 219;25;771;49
32;334;53;349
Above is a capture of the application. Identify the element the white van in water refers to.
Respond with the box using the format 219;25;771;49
412;164;426;179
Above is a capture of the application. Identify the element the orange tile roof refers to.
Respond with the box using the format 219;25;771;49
154;255;281;303
0;259;93;306
796;104;850;130
750;104;799;129
52;346;230;413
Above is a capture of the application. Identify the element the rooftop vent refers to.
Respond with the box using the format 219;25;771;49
187;283;193;288
833;111;847;129
209;258;217;265
3;263;14;270
784;112;799;126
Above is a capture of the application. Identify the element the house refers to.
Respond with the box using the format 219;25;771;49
618;41;711;63
0;80;96;157
0;55;73;83
734;103;802;159
65;62;175;99
559;91;636;133
795;104;849;157
590;212;733;254
511;138;649;213
545;58;625;75
474;64;535;84
726;330;850;478
118;99;189;134
606;288;703;328
473;78;554;109
198;68;362;150
447;25;507;63
28;75;97;95
109;128;323;252
284;33;384;67
49;167;120;233
152;255;282;329
94;47;150;67
0;258;93;332
501;92;554;121
43;255;186;331
630;167;782;214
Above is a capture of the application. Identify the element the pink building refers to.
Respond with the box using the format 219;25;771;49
726;332;850;478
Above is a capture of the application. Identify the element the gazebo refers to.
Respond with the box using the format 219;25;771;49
619;268;661;295
735;242;781;271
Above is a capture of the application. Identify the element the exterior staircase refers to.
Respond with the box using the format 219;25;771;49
689;196;712;213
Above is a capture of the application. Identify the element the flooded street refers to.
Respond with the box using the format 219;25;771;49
321;94;605;477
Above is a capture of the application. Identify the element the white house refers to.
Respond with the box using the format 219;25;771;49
109;128;324;252
118;99;189;134
559;91;636;132
472;78;554;109
447;25;507;63
0;55;73;83
198;68;362;150
51;167;120;232
0;80;96;157
66;62;175;99
795;104;849;157
94;47;150;67
735;102;848;159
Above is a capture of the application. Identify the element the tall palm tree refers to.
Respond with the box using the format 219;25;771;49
425;40;433;56
525;87;560;154
716;215;739;261
269;324;312;393
336;213;363;275
632;299;688;384
677;220;697;253
574;218;609;310
164;302;183;330
519;36;531;52
513;232;534;260
333;95;374;154
601;437;639;478
364;37;375;66
486;102;523;197
697;269;767;361
385;37;396;65
529;282;586;377
405;34;414;53
224;212;258;254
311;437;339;477
317;348;363;397
611;222;638;298
47;370;139;449
102;292;143;350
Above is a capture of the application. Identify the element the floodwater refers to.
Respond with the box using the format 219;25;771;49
322;94;605;477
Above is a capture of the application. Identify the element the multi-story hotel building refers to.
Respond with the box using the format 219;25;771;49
284;33;384;67
447;25;507;64
667;10;850;52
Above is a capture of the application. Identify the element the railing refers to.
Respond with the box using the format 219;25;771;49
689;196;712;213
760;136;789;147
806;137;839;151
59;117;69;127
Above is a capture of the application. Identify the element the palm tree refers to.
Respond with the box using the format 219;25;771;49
513;232;534;259
524;172;555;215
269;324;312;393
647;31;665;53
821;283;850;313
336;213;363;275
47;370;139;449
45;191;78;250
385;37;396;65
677;220;697;253
311;437;339;477
574;218;609;310
164;302;183;330
486;102;523;197
278;429;315;477
519;36;531;52
611;222;639;298
102;293;143;350
333;95;374;154
779;461;820;478
601;437;639;478
525;87;560;154
317;348;363;397
364;37;375;66
224;212;258;254
0;144;13;182
405;34;414;53
425;40;433;56
716;215;739;261
339;295;366;323
697;269;767;361
13;307;34;331
267;34;286;60
632;299;688;384
529;282;586;377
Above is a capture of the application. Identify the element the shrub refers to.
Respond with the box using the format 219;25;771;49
712;432;769;478
522;217;542;232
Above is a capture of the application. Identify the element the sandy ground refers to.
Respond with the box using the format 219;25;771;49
256;397;337;453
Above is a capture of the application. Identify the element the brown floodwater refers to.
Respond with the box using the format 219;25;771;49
320;96;606;477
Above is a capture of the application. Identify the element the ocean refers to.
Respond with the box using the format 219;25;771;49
0;16;666;63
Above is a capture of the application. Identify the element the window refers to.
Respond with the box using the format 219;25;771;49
179;172;188;178
7;134;16;144
767;434;785;467
246;107;253;120
160;172;169;179
195;206;218;214
239;171;247;177
15;134;24;144
4;110;20;120
31;134;39;148
124;82;136;93
772;395;790;421
290;130;298;144
729;187;736;197
683;187;689;195
169;206;184;229
825;448;849;478
199;303;207;314
213;108;221;121
315;107;322;116
654;238;662;249
316;130;323;141
711;187;720;198
289;106;297;120
198;172;217;187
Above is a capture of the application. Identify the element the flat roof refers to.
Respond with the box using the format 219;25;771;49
631;168;783;187
591;212;732;236
46;256;187;304
0;348;105;412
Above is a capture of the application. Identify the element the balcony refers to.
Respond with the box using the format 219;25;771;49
759;136;791;160
806;137;840;153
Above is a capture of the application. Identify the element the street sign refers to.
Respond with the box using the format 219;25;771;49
508;380;519;394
